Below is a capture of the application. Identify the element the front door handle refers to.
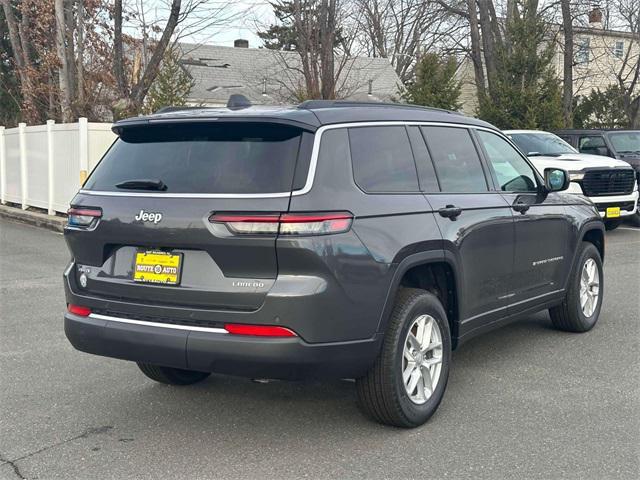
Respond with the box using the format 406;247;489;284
438;205;462;220
512;202;530;214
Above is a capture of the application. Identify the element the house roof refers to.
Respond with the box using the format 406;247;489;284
572;25;639;40
177;43;402;105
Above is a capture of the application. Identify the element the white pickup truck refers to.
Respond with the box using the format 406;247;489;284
505;130;639;230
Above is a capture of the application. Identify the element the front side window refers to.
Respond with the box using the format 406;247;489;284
478;131;538;192
421;126;488;193
348;126;419;193
579;136;607;155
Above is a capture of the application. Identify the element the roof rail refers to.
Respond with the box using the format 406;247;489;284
297;100;458;115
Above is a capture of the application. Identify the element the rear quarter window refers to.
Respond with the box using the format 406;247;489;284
348;126;419;193
84;123;304;194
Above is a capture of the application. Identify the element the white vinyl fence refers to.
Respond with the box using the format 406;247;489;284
0;118;116;214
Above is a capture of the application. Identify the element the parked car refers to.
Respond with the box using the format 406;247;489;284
505;130;638;230
64;100;606;428
555;129;640;226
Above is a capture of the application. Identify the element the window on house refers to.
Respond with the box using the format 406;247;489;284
576;38;590;64
614;41;624;58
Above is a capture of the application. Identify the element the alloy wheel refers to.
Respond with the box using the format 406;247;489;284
402;314;443;405
580;258;600;317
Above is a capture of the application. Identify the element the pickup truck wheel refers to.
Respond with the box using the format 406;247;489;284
604;219;623;231
356;288;451;428
137;363;211;385
628;210;640;227
549;242;603;332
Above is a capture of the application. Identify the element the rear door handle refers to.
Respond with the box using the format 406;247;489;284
438;205;462;220
512;202;530;214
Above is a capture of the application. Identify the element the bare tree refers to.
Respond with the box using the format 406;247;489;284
612;0;640;126
1;0;39;121
467;0;485;97
560;0;573;126
112;0;242;116
54;0;72;121
258;0;346;99
113;0;183;116
354;0;464;83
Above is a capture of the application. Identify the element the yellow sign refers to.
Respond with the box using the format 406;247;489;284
134;251;182;285
606;207;621;218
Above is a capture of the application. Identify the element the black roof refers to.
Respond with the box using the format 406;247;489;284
113;101;496;133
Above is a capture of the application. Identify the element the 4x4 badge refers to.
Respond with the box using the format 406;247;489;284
134;209;163;224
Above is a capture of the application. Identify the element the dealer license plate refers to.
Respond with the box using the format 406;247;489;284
606;207;621;218
133;250;182;285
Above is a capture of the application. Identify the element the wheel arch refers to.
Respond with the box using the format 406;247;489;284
582;226;605;261
562;221;605;291
376;250;462;349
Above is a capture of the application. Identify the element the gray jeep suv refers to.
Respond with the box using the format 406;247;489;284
64;100;605;427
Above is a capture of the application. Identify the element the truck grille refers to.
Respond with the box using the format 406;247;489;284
581;169;635;197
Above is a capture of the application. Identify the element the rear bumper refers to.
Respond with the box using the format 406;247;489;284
64;312;382;380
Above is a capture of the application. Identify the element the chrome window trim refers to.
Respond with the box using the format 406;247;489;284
78;121;502;199
89;312;228;334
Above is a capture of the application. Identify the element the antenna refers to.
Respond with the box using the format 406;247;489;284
227;94;252;110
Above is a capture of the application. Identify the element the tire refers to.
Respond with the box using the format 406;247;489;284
137;363;211;385
604;219;623;231
549;242;603;333
356;288;451;428
628;210;640;227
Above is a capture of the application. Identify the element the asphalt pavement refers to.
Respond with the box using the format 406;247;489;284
1;218;639;480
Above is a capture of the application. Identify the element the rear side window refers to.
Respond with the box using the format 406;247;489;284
348;126;419;193
84;123;303;194
421;126;488;193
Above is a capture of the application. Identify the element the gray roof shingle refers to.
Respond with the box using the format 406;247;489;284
177;43;402;105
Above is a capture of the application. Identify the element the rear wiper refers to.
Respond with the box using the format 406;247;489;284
115;179;167;191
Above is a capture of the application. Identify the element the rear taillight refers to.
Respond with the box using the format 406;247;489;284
209;212;353;236
67;304;91;316
67;207;102;227
224;323;297;337
210;214;280;234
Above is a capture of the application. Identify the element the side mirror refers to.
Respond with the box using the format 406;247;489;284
595;146;609;156
544;168;570;192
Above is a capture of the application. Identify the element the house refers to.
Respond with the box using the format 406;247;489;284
177;40;403;106
456;8;640;116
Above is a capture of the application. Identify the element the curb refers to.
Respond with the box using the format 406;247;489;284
0;204;66;233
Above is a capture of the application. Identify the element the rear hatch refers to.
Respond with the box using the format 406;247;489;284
65;121;313;311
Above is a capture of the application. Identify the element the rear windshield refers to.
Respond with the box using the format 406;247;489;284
85;123;303;194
